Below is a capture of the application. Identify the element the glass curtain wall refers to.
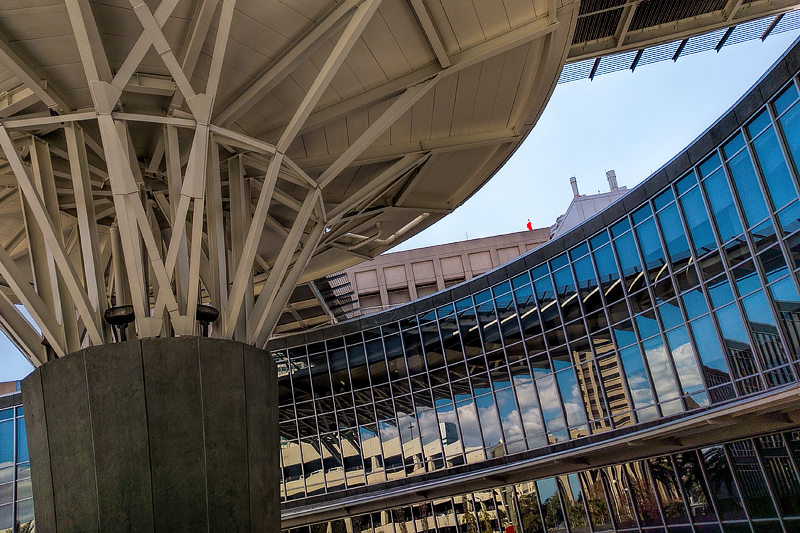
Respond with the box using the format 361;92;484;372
284;429;800;533
274;75;800;503
0;403;31;533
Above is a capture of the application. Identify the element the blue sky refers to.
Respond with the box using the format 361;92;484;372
1;30;799;383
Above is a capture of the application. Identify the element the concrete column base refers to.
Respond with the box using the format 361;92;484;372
21;337;279;532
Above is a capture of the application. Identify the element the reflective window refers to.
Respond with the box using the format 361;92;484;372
702;168;743;243
680;186;717;256
727;440;778;519
618;345;655;415
536;478;567;533
726;135;770;227
658;203;692;268
752;122;798;210
754;434;800;517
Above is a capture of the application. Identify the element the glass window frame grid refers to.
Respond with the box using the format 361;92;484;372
274;76;800;504
284;429;800;533
0;404;31;533
696;128;799;394
627;195;695;416
722;94;800;385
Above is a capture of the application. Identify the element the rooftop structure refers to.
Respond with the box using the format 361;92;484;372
3;2;800;532
0;1;797;358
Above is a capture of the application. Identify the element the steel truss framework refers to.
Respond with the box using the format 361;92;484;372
0;0;797;369
0;0;572;365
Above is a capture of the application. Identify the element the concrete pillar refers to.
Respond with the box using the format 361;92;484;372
21;337;279;532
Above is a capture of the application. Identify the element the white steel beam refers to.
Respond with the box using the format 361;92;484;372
248;189;319;343
216;0;363;126
0;289;46;366
408;0;450;68
260;13;559;139
0;37;71;113
206;0;237;98
0;240;64;357
65;124;106;333
223;153;283;338
277;0;384;153
328;153;428;221
227;155;253;341
296;128;518;171
164;126;190;314
65;0;113;84
317;79;437;189
205;141;228;324
0;87;38;119
254;220;325;347
130;0;197;104
29;138;81;353
113;0;181;93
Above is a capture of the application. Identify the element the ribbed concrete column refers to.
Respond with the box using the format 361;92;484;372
21;337;279;532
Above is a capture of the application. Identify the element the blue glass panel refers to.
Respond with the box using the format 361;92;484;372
680;187;717;255
555;369;588;427
708;277;734;308
569;242;589;260
642;336;681;403
700;153;722;178
590;230;610;249
654;188;675;211
666;326;705;395
752;126;798;210
531;264;549;280
715;304;757;379
632;204;653;225
611;218;631;237
494;387;524;447
536;375;566;434
512;273;530;290
0;420;10;484
635;313;660;339
690;316;730;375
733;261;761;297
741;290;788;371
728;148;770;227
747;109;772;138
475;394;503;448
775;83;799;115
619;345;655;409
613;232;641;276
778;200;800;234
537;478;567;533
474;289;492;305
492;281;511;297
636;218;667;281
702;169;743;242
723;133;746;159
0;411;9;422
593;244;620;286
727;440;778;519
658;203;691;265
0;503;11;531
613;321;637;348
514;379;546;444
770;276;800;356
16;418;27;463
681;289;708;320
658;300;683;330
676;172;697;196
550;253;568;271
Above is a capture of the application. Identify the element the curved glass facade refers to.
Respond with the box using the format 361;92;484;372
0;396;31;533
5;35;800;533
271;41;800;531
